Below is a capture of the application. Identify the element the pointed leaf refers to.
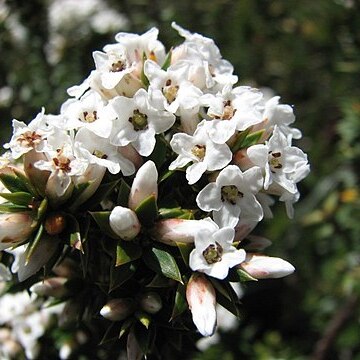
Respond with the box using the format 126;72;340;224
0;203;29;213
67;214;83;252
143;247;183;284
90;211;118;239
110;262;138;293
81;180;120;210
117;179;131;207
135;311;151;329
12;167;39;197
146;274;173;288
36;197;48;221
175;242;193;266
227;267;258;282
171;283;187;320
134;194;158;227
0;173;29;193
119;318;135;339
161;49;172;70
116;242;142;267
0;192;33;206
25;224;44;264
100;323;121;345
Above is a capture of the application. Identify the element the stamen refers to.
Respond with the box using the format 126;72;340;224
128;109;148;131
191;144;206;160
203;242;223;264
221;185;243;205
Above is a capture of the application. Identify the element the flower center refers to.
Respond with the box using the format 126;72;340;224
191;144;206;160
92;150;108;159
221;185;243;205
268;151;283;173
128;109;148;131
163;79;179;104
203;242;223;264
83;110;98;123
17;131;42;148
53;149;71;172
110;60;126;72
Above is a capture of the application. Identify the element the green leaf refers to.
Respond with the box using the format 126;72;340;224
0;192;33;206
146;274;173;288
159;169;176;184
0;173;29;193
117;179;131;207
66;214;83;252
158;207;194;220
171;283;187;320
0;203;29;213
36;198;48;221
175;242;193;266
100;323;122;345
143;247;183;283
119;318;135;339
228;267;258;282
133;322;156;355
81;180;120;211
232;129;265;152
12;167;39;197
25;224;44;264
90;211;118;239
161;49;172;70
147;135;168;168
110;262;138;293
116;242;142;267
135;311;151;329
134;194;158;227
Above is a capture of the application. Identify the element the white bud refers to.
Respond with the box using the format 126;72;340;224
30;277;68;297
100;298;134;321
240;253;295;279
109;206;141;240
128;160;158;210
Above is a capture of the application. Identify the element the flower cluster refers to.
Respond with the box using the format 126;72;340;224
0;23;309;358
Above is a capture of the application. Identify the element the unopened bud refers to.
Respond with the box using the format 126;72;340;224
0;212;34;250
30;277;68;297
239;253;295;279
100;298;134;321
139;292;162;314
44;213;66;235
109;206;141;240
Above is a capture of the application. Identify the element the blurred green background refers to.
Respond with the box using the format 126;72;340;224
1;0;360;359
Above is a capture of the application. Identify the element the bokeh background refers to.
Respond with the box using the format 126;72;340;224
1;0;359;359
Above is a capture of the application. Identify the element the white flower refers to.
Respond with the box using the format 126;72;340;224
247;126;309;194
109;206;141;240
169;120;233;185
4;109;49;159
34;131;88;200
128;160;158;210
196;165;264;228
240;253;295;279
60;90;115;138
186;273;217;336
74;128;135;176
201;85;264;144
110;88;175;156
189;218;246;279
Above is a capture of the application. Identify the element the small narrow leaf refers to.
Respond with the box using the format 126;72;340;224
0;203;29;213
36;198;48;221
12;167;39;196
119;318;135;339
141;52;150;88
110;262;138;293
67;214;83;252
135;311;151;329
143;247;183;284
25;224;44;264
117;179;131;207
0;192;33;206
0;173;29;193
146;274;173;288
161;48;172;70
116;242;142;267
90;211;118;239
134;195;158;227
171;283;187;320
100;323;121;345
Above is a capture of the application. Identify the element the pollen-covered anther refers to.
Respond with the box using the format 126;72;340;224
221;185;243;205
163;79;179;104
83;110;98;123
269;151;283;172
92;150;108;159
111;60;126;72
202;241;223;264
128;109;148;131
191;144;206;160
17;131;42;147
53;149;72;172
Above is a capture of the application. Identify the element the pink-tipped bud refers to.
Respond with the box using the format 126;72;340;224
239;253;295;279
30;277;69;297
109;206;141;241
128;161;158;210
186;273;217;337
0;212;34;250
152;218;206;246
139;292;162;314
100;298;134;321
118;144;143;171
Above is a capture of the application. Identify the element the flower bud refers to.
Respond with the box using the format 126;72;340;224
100;298;134;321
139;292;162;314
128;160;158;210
118;144;143;171
186;273;217;337
109;206;141;241
239;253;295;279
0;212;34;250
44;212;67;235
30;277;69;297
